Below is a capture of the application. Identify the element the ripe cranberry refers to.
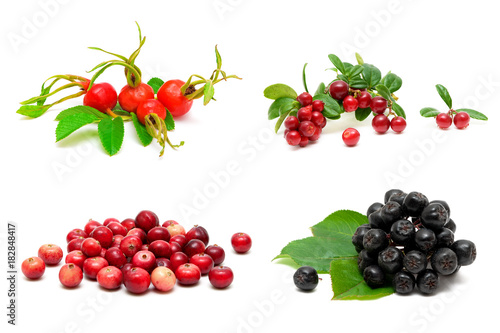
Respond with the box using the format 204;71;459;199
110;235;124;248
310;111;324;128
149;240;172;258
284;128;290;138
67;237;85;252
147;227;171;243
83;257;108;280
285;130;301;146
166;224;186;237
162;220;179;227
170;235;187;248
66;229;87;243
156;258;173;270
370;96;388;114
121;218;136;231
38;244;63;265
391;116;407;133
127;228;147;243
121;262;133;276
185;225;210;246
342;128;360;147
81;238;102;257
84;220;102;235
170;252;189;271
169;241;182;254
100;248;107;258
141;244;149;251
454;111;470;129
231;233;252;254
59;263;83;288
205;245;225;265
436;113;453;129
90;226;113;249
299;135;309;147
176;263;201;285
21;257;45;279
120;235;142;257
106;222;128;237
342;95;358;112
372;114;391;134
65;251;87;269
298;121;316;137
103;218;120;226
135;210;159;232
284;116;300;130
105;247;127;268
297;106;313;122
97;266;123;290
312;100;324;112
183;239;206;257
208;266;234;289
297;92;313;106
123;267;151;294
151;267;176;292
189;253;214;275
309;127;322;142
357;91;372;109
131;250;156;272
329;80;349;100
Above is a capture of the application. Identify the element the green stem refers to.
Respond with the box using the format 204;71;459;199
21;82;82;104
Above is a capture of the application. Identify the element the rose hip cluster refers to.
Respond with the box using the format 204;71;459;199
352;190;476;295
283;92;326;147
21;210;253;294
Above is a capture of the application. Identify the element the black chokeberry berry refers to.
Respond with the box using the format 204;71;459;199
352;225;371;252
384;189;403;204
436;227;455;247
358;249;377;273
367;202;384;216
368;209;389;231
293;266;319;291
378;246;404;274
403;250;427;274
416;269;439;294
390;219;415;245
403;191;429;217
363;265;385;288
380;201;404;226
450;240;476;266
431;247;458;276
389;192;408;213
421;203;449;230
363;229;389;254
430;200;450;217
393;271;415;294
414;228;437;252
444;218;456;233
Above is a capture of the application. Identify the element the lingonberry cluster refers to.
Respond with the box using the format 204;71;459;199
21;210;253;294
353;190;476;295
283;92;326;147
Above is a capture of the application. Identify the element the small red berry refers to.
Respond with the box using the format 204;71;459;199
297;92;313;106
370;96;388;114
96;266;123;290
123;267;151;294
390;116;407;133
204;245;225;266
357;91;372;109
436;113;453;129
342;128;360;147
310;111;324;128
299;135;309;147
329;80;349;100
372;114;391;134
297;106;313;122
312;100;324;112
38;244;63;265
175;263;201;285
189;253;214;275
231;233;252;254
298;121;316;137
284;116;299;130
453;111;470;129
309;127;322;142
59;263;83;288
208;266;234;289
285;130;301;146
342;95;358;112
21;257;45;279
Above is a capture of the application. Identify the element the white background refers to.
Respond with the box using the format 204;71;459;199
1;0;499;332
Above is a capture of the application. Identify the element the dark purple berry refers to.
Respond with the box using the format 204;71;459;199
378;246;404;274
444;219;456;233
450;240;476;266
393;271;415;294
367;202;383;216
431;247;458;276
384;189;403;204
436;228;455;247
352;225;371;252
421;203;449;230
390;219;415;245
293;266;319;291
363;265;385;288
362;229;388;254
403;192;429;217
358;249;377;273
416;269;439;294
380;201;404;226
414;228;437;252
403;250;427;274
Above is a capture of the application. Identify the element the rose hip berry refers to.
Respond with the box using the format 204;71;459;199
453;111;470;129
205;244;225;265
21;257;45;279
136;99;167;125
208;266;234;289
231;233;252;254
38;244;63;265
175;263;201;285
97;266;123;290
390;117;407;133
118;82;155;113
83;82;117;113
342;95;358;112
59;263;83;288
297;92;313;106
370;96;388;114
329;80;349;100
372;114;391;134
285;130;301;146
436;113;453;129
342;128;360;147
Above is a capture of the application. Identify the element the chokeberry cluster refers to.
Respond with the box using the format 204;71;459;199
353;190;476;295
283;92;327;147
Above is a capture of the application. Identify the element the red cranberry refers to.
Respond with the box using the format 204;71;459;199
308;127;322;142
81;238;102;257
342;128;360;147
83;257;108;280
169;241;182;254
208;266;234;289
310;111;324;128
189;253;214;275
284;116;299;130
120;235;142;258
175;263;201;285
123;267;150;294
285;130;301;146
297;106;313;122
104;247;127;268
121;218;136;231
357;91;372;109
107;222;128;236
205;245;225;265
436;113;453;129
103;218;120;226
298;135;309;147
390;116;407;133
140;244;149;251
21;257;45;279
147;226;171;243
66;229;87;243
97;266;123;290
166;224;185;237
135;210;159;232
185;225;210;246
298;121;316;137
231;233;252;254
170;252;189;271
370;96;387;114
38;244;63;265
90;226;113;249
59;263;83;288
372;114;391;134
127;228;147;243
312;100;324;112
110;235;124;248
131;250;156;272
329;80;349;100
151;267;176;292
183;239;206;257
121;262;133;276
342;95;358;112
156;258;173;270
84;220;102;235
162;220;179;227
149;240;172;258
297;92;313;106
453;111;470;129
100;248;107;258
170;235;187;248
65;250;87;269
67;237;85;252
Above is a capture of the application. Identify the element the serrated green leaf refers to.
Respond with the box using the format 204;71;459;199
330;258;394;300
392;102;406;119
355;107;371;121
355;53;364;65
203;80;215;106
98;117;125;156
263;84;297;100
164;110;175;131
56;113;98;142
268;97;296;120
55;105;109;121
313;94;341;119
362;64;381;88
17;105;50;118
131;113;153;146
420;107;440;118
375;84;392;101
311;210;368;238
381;73;403;93
315;82;326;96
147;77;164;94
328;54;345;74
455;108;488;120
436;84;453;109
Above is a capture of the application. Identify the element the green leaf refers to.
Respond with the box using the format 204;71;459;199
263;84;298;100
164;110;175;131
375;84;392;101
55;105;109;121
16;105;50;118
328;54;345;74
420;107;440;118
55;113;99;142
313;94;341;119
392;102;406;119
302;63;309;93
330;258;394;300
315;82;326;96
381;73;402;93
347;65;364;79
355;53;364;65
362;64;381;88
203;80;215;106
131;113;153;146
268;97;296;120
349;78;368;89
98;117;125;156
455;108;488;121
311;210;368;238
274;109;294;133
436;84;453;109
355;107;371;121
147;77;164;94
215;45;222;69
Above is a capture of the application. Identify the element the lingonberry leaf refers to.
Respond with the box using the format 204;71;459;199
313;94;341;119
55;105;110;121
355;53;364;65
302;63;309;93
55;113;99;142
348;78;369;89
330;258;394;300
435;84;453;109
147;77;164;94
328;54;345;74
375;84;392;101
361;64;381;88
98;117;125;156
315;82;326;96
392;101;406;119
455;108;488;120
16;105;50;118
381;73;402;93
263;84;298;100
268;97;296;120
355;107;371;121
131;113;153;146
420;107;440;118
164;110;175;131
274;108;295;133
347;65;364;79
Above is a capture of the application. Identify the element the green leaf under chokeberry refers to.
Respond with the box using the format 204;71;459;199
98;116;125;156
268;97;296;120
131;113;153;147
455;108;488;120
435;84;453;109
55;113;99;142
147;77;165;94
328;54;345;74
55;105;110;121
263;83;298;100
381;73;402;93
355;107;372;121
361;63;382;89
420;107;440;118
311;210;368;238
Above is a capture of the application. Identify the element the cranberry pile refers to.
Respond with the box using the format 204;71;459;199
21;210;252;294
